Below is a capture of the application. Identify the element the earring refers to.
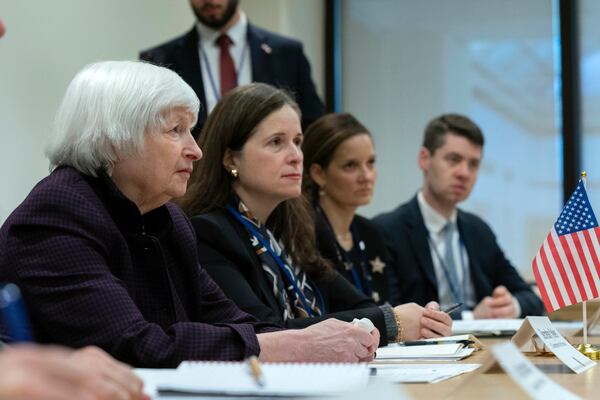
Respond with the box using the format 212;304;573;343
230;169;239;179
319;185;326;196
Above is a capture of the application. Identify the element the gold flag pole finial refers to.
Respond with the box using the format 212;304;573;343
581;171;587;179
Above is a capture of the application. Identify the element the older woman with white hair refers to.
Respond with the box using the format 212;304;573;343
0;61;377;367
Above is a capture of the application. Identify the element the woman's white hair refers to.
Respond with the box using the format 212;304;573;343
46;60;200;176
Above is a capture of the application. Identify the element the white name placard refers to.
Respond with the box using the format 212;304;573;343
513;316;595;374
490;342;581;400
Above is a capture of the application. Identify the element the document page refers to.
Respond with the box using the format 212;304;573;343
136;362;369;397
375;343;474;361
452;319;524;335
372;363;480;383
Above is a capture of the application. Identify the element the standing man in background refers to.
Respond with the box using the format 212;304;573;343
374;114;544;319
140;0;324;136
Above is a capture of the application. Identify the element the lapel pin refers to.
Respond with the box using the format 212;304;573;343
261;43;272;54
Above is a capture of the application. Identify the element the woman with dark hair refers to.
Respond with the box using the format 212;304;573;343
181;83;452;346
302;113;395;305
0;61;376;367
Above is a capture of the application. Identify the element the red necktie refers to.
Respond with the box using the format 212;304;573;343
216;34;236;97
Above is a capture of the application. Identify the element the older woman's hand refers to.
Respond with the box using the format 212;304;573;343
257;318;379;363
0;345;149;400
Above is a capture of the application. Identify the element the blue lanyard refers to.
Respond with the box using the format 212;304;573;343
428;233;468;305
344;224;372;296
316;206;372;296
226;206;317;317
200;40;248;102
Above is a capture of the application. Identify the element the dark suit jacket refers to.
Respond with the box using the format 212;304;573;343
373;195;544;317
0;167;278;367
140;24;324;135
315;212;396;305
190;209;393;345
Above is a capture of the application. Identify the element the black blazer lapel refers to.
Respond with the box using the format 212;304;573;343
406;196;439;294
178;27;208;124
247;24;274;84
227;213;284;315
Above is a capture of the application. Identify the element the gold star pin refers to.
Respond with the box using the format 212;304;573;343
370;257;386;274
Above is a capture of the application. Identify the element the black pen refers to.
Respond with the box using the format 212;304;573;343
398;339;473;346
441;302;463;314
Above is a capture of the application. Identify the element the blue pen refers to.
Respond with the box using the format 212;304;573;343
0;283;32;342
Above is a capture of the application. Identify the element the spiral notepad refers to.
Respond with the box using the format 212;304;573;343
136;361;369;397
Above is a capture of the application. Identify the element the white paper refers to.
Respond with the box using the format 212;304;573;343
375;343;474;362
334;377;412;400
420;334;483;349
376;343;463;358
372;363;480;383
551;321;584;333
137;362;369;397
135;369;173;397
525;316;595;374
352;317;376;332
453;319;585;337
422;334;471;342
490;342;582;400
452;319;524;335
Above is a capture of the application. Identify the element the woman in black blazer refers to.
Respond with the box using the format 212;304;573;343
180;83;451;347
303;113;396;305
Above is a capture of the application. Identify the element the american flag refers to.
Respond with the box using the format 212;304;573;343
532;180;600;313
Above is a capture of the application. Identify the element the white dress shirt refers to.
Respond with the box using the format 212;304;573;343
417;191;521;319
196;12;252;113
417;191;476;318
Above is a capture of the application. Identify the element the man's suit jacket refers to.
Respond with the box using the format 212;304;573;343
190;209;394;345
373;195;544;317
0;167;278;367
140;24;324;135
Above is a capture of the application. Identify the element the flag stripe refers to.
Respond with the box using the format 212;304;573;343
583;228;600;296
563;234;592;299
579;230;600;297
539;233;567;308
541;234;570;307
533;255;557;312
575;231;598;298
548;232;578;303
587;227;600;279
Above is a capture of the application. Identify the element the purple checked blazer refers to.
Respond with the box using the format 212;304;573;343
0;166;279;367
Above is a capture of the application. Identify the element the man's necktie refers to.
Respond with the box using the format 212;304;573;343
216;34;236;97
443;221;462;303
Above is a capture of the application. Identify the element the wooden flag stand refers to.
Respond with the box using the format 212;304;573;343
575;172;600;360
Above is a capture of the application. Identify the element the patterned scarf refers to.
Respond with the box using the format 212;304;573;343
235;201;322;321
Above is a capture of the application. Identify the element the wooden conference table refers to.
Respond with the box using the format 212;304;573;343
402;335;600;399
154;335;598;399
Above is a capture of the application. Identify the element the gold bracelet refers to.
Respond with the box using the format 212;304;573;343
393;309;404;343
